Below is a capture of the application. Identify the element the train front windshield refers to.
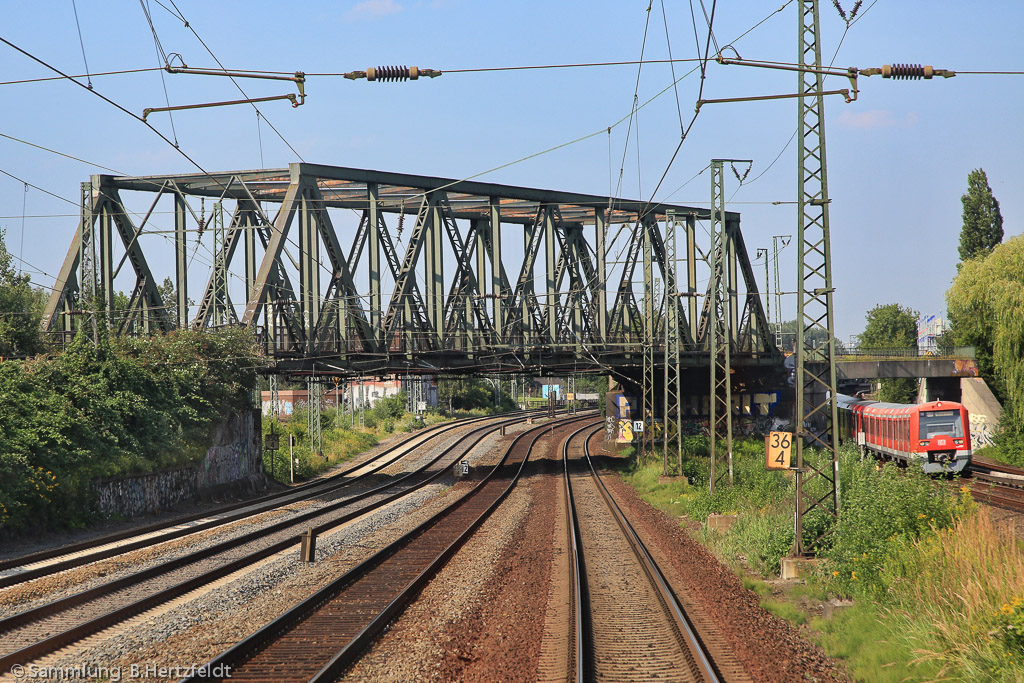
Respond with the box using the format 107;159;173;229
919;410;964;439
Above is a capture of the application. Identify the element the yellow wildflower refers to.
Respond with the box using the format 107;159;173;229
851;571;858;580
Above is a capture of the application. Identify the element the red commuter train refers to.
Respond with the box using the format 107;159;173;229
836;394;971;474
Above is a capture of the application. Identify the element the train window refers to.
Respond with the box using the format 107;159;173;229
919;410;964;438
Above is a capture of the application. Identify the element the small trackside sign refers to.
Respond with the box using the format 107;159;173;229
765;431;793;470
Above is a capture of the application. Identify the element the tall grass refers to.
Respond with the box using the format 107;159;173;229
620;437;1024;679
881;508;1024;679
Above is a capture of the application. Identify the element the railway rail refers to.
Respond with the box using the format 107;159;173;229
180;413;598;683
0;410;528;589
563;428;720;682
0;410;544;672
965;458;1024;511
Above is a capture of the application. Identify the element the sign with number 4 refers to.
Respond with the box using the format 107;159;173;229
765;431;793;470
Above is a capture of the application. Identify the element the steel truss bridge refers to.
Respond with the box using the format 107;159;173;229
41;162;782;386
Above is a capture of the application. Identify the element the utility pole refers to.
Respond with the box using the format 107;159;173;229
683;0;955;550
663;211;684;476
772;235;792;350
793;0;840;555
709;159;746;493
640;217;657;466
757;247;770;335
269;374;280;420
307;378;323;458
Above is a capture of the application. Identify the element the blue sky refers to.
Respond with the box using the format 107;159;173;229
1;1;1021;343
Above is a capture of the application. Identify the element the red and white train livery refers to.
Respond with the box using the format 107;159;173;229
836;394;971;474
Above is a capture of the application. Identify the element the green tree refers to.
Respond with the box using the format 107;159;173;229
859;303;918;349
157;277;179;327
958;168;1003;263
0;229;46;357
372;391;407;421
860;303;919;403
779;319;845;353
438;377;493;412
947;235;1024;441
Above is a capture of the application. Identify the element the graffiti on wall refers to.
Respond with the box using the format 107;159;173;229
93;467;199;519
953;359;979;377
93;409;264;519
200;410;262;488
970;414;996;448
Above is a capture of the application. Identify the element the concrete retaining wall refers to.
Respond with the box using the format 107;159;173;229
962;377;1002;448
92;409;264;519
93;467;200;520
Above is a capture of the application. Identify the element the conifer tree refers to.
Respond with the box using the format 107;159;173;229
959;168;1003;262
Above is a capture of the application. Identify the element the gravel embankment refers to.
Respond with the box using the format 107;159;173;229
0;430;420;563
596;440;848;682
0;420;497;617
14;422;527;683
343;428;566;682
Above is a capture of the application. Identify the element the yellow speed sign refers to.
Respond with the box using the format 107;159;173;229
765;431;793;470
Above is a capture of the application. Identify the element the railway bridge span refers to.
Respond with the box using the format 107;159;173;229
40;163;783;401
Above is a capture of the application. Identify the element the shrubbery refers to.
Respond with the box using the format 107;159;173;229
262;391;445;484
819;447;970;597
624;439;971;585
622;438;1020;679
0;328;264;532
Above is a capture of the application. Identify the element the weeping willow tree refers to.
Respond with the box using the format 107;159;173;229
947;234;1024;441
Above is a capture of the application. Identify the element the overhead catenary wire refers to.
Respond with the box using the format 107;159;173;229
2;4;805;329
633;0;717;223
660;0;686;134
140;0;180;146
723;0;863;199
0;36;219;186
18;182;28;275
0;130;331;303
153;0;306;163
0;137;720;334
0;167;79;206
613;1;655;203
69;0;93;89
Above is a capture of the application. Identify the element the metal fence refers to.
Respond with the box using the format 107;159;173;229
835;345;976;359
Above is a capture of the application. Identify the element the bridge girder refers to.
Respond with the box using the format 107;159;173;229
41;162;781;379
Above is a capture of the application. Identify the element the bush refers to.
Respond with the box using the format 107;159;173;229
819;445;970;598
0;328;266;532
372;392;407;421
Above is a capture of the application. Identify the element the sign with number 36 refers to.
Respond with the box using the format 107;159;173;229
765;431;793;470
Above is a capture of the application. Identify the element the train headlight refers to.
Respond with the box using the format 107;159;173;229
919;440;928;447
954;439;964;446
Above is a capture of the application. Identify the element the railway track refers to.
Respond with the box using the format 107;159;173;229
0;411;529;590
965;458;1024;511
0;410;542;671
563;428;720;682
179;413;598;683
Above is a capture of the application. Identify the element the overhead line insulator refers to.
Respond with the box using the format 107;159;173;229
343;66;442;82
860;64;956;79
